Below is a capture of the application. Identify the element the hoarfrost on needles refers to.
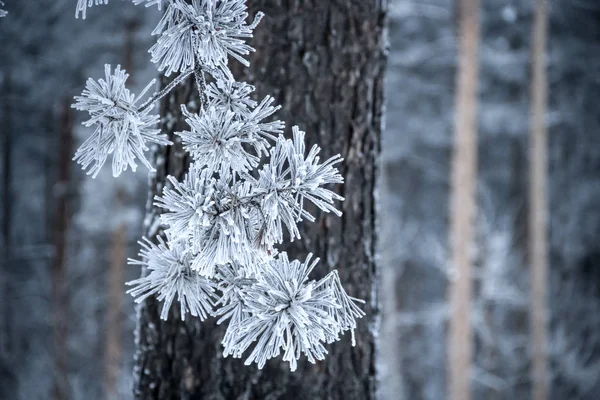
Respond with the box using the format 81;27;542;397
73;0;363;371
126;236;217;321
206;80;257;115
222;254;338;371
75;0;108;19
149;0;263;76
76;0;165;19
72;65;170;178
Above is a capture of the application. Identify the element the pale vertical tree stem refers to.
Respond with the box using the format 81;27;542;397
105;222;127;399
447;0;480;399
530;0;549;399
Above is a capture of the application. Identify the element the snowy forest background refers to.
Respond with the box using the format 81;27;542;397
1;0;599;399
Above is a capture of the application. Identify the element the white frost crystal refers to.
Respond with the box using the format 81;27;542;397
206;80;256;115
75;0;108;19
149;0;263;76
73;0;363;371
126;236;217;321
72;65;170;178
222;254;339;371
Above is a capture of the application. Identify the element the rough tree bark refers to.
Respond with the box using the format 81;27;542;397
133;1;388;399
447;0;480;399
529;0;549;399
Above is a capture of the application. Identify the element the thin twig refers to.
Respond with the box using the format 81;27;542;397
193;58;208;109
139;69;194;113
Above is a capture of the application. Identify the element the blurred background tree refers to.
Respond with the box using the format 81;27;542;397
380;1;600;400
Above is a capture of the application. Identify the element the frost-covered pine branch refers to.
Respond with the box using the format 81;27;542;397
0;1;7;17
72;0;363;371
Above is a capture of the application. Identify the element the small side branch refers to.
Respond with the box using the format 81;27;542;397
193;61;207;109
139;69;194;113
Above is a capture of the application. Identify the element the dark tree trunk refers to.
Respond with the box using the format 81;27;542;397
2;72;11;267
134;2;388;399
52;97;74;400
1;70;15;400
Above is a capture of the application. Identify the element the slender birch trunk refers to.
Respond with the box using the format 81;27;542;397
530;1;549;399
447;1;480;399
105;218;127;399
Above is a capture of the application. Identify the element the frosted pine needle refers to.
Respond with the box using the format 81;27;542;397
132;0;166;9
75;0;108;19
317;270;366;346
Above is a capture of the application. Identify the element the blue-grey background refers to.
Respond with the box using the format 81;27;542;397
1;1;599;399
